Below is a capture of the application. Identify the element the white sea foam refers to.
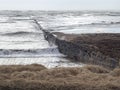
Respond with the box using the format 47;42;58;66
0;11;120;68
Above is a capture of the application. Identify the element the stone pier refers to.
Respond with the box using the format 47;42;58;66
44;32;120;69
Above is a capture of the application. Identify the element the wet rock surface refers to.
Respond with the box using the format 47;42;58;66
45;32;120;69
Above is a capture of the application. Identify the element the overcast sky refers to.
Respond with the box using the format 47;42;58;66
0;0;119;10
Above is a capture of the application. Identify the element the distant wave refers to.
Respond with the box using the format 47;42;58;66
80;12;120;16
50;21;120;30
97;13;120;16
1;31;42;36
90;21;120;25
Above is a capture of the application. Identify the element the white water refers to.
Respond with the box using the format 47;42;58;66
0;12;83;68
0;58;83;68
36;11;120;34
0;11;120;68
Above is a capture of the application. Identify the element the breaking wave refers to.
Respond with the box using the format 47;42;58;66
1;31;42;36
0;48;64;57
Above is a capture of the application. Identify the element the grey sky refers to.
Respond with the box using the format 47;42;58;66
0;0;119;10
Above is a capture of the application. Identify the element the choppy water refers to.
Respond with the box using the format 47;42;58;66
0;11;120;68
36;11;120;34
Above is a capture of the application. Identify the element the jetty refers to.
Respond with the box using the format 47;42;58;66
36;20;120;69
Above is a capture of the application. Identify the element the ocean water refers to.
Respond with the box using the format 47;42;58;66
29;11;120;34
0;11;120;67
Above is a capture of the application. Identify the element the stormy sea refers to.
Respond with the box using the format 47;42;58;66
0;11;120;68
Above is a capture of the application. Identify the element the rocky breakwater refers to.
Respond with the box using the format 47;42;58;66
44;31;120;69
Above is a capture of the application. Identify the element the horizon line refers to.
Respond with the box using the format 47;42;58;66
0;9;120;11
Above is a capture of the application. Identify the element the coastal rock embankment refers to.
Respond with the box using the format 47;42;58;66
44;31;120;69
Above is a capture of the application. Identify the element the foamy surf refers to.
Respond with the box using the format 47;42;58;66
0;11;120;68
0;12;84;68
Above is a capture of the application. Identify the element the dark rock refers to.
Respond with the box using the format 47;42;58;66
44;32;120;69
